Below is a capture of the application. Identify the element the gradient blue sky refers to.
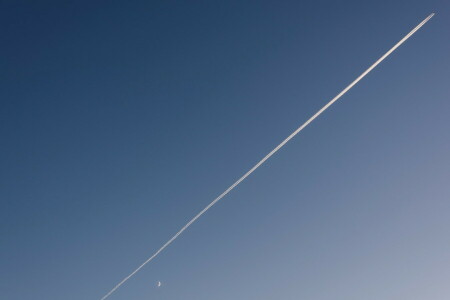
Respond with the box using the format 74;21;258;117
1;1;450;299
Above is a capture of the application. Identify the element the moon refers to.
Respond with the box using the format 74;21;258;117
157;281;162;287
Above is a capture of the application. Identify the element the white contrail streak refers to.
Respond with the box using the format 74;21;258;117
100;13;434;300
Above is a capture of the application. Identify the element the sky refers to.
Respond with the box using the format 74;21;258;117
1;1;450;300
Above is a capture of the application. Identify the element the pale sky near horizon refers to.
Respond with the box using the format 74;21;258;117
1;1;450;300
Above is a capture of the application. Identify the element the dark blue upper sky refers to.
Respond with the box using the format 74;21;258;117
1;1;450;299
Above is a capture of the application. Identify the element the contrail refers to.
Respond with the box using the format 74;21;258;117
100;13;434;300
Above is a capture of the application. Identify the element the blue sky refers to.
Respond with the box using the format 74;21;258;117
1;1;450;299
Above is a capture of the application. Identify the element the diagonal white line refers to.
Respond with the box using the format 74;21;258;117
100;13;434;300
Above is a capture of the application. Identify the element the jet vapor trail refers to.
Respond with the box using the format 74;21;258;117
100;13;434;300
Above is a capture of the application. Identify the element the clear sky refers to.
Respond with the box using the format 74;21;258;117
1;1;449;299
